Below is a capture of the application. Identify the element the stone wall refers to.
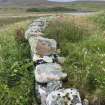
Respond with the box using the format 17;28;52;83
25;16;86;105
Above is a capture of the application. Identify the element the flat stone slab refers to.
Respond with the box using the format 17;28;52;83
35;63;67;83
46;88;82;105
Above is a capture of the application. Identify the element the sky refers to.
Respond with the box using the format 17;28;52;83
48;0;76;2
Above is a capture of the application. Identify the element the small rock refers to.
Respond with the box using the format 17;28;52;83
83;99;89;105
57;57;65;64
35;63;67;83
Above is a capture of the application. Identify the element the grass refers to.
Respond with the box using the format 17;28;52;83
44;14;105;104
0;16;35;27
0;19;37;105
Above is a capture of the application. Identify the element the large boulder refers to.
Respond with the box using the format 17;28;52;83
35;63;67;83
29;36;57;56
36;37;57;56
46;88;82;105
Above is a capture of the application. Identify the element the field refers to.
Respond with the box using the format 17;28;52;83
1;2;105;104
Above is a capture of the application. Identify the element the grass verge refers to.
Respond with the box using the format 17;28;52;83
0;20;36;105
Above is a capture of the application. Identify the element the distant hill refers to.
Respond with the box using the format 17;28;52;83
0;0;105;6
0;0;49;6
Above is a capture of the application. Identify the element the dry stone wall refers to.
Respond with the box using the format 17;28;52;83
25;16;86;105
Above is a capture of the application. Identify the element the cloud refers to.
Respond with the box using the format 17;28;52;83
48;0;76;2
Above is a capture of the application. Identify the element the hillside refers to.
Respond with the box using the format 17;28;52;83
1;0;105;6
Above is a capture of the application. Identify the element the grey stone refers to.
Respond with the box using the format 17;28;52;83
35;83;47;105
57;57;65;64
35;80;62;105
47;80;63;94
83;99;89;105
32;54;53;63
25;26;43;39
28;36;38;54
36;37;57;56
29;36;57;56
31;18;47;30
35;63;67;83
46;88;82;105
25;17;47;39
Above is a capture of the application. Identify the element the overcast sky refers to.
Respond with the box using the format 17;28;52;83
48;0;76;2
48;0;105;2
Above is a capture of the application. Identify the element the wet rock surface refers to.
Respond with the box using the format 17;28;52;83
25;16;83;105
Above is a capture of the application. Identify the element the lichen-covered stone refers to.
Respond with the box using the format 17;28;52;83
35;63;67;83
46;88;82;105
